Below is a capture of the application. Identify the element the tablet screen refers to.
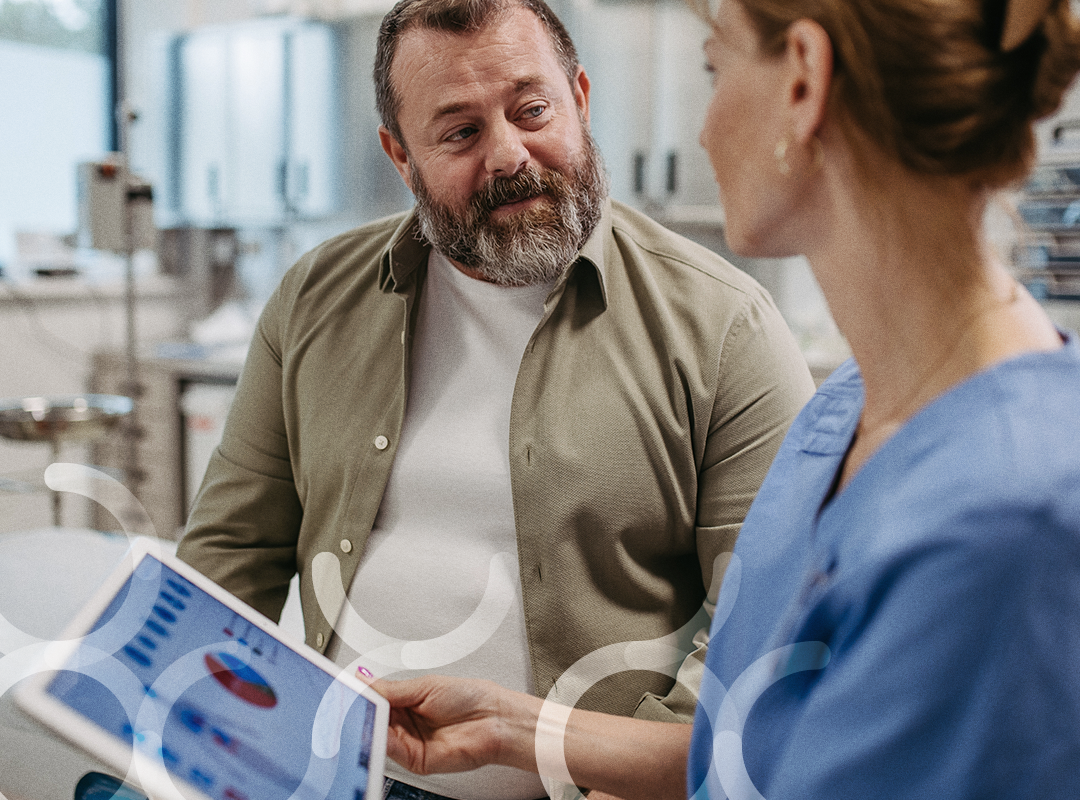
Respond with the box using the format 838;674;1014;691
41;553;381;800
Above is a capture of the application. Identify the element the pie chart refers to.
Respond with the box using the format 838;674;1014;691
204;652;278;709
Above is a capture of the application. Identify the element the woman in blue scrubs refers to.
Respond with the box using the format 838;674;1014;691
372;1;1080;798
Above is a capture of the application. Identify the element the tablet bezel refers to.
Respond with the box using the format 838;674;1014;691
15;536;390;800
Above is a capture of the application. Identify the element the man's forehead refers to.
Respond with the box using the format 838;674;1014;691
430;77;546;118
392;9;560;85
391;10;567;124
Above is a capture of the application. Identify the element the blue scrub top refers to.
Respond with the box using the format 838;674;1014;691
688;335;1080;799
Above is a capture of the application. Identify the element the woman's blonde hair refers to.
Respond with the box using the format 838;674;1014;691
699;0;1080;187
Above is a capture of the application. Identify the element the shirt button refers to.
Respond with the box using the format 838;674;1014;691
340;539;352;554
316;632;325;648
374;435;389;450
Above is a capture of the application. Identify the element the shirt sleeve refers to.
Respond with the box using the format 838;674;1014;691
634;291;816;723
748;504;1080;799
176;275;304;624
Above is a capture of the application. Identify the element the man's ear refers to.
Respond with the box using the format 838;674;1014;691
573;65;591;127
783;19;833;146
379;125;413;190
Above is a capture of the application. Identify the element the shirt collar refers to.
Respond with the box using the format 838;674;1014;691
378;198;612;310
572;197;611;309
379;211;429;292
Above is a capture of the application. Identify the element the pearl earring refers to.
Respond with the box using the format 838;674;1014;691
774;135;792;176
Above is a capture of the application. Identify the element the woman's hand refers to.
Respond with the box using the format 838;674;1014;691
372;675;536;776
370;673;689;800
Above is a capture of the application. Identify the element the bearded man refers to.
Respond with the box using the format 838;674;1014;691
178;1;814;799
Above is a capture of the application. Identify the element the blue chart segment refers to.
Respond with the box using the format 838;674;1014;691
204;652;278;709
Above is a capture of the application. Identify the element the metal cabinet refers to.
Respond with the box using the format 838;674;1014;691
173;18;338;227
90;352;240;540
287;23;338;217
1014;116;1080;301
573;0;718;210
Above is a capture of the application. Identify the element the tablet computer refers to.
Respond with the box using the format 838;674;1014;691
16;537;389;800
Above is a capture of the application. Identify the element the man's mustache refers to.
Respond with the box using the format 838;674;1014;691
471;169;566;217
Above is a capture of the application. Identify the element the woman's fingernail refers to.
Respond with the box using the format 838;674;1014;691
357;665;373;678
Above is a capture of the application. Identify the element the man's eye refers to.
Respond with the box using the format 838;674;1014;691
521;105;545;120
447;126;477;142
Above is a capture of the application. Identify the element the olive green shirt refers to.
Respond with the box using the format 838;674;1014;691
178;199;814;727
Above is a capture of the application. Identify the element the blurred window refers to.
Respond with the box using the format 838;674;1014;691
0;0;105;53
0;0;111;276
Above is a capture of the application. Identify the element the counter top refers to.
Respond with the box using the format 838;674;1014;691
0;274;181;305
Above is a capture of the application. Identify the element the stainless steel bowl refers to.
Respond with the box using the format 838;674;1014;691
0;395;133;444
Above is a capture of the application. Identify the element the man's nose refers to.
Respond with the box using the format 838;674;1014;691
485;120;529;176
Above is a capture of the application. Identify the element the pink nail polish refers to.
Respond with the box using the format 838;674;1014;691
357;665;373;678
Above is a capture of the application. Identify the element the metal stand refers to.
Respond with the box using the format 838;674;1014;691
0;395;133;527
118;103;143;502
49;438;61;526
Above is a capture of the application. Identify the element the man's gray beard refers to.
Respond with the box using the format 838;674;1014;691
411;136;608;287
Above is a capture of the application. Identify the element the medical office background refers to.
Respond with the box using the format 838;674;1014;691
1;0;1079;541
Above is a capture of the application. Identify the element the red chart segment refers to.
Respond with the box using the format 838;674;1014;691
204;652;278;709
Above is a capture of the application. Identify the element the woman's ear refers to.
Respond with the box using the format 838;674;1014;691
783;19;833;146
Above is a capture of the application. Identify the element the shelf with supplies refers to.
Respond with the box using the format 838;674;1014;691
1014;142;1080;301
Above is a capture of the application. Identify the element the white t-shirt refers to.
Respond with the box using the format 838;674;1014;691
327;250;551;800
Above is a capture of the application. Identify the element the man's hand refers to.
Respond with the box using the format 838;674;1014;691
373;675;522;776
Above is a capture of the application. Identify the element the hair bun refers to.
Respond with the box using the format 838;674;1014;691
1001;0;1055;50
